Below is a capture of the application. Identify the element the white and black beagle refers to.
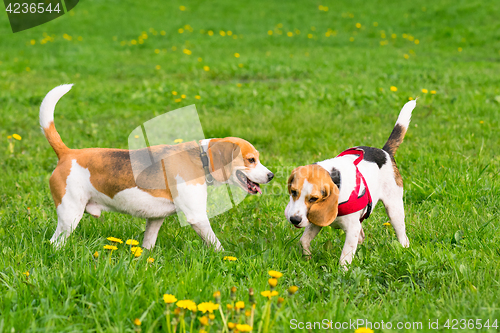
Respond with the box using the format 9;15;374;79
285;100;417;269
40;85;274;250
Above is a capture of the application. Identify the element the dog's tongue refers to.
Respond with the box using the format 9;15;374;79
248;180;262;194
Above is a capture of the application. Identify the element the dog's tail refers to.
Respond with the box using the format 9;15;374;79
382;99;417;157
40;84;73;159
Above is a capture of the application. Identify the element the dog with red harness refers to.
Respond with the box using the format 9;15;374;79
284;100;416;269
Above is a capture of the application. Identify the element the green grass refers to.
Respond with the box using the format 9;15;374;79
1;0;500;331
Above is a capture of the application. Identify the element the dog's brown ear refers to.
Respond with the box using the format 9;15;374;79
287;168;298;194
307;179;339;227
208;141;240;182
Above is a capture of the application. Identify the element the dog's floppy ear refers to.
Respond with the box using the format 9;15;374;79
208;141;240;182
287;168;298;194
307;177;339;227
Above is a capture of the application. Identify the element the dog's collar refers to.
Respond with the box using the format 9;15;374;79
336;147;372;222
200;139;214;185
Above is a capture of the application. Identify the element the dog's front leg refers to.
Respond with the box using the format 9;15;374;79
339;217;362;270
190;219;223;251
300;223;322;257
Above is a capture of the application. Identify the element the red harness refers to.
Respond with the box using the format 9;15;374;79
336;148;372;222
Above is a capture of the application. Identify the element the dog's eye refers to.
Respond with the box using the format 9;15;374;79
291;190;298;197
248;158;256;164
309;197;319;203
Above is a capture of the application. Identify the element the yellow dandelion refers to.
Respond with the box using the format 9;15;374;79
480;120;484;124
409;97;414;101
93;251;99;258
408;36;415;41
131;40;137;45
355;328;374;333
176;299;197;311
103;245;118;250
267;30;273;35
172;91;178;95
355;23;361;29
349;37;355;42
308;33;313;38
131;247;143;257
208;30;214;36
203;66;210;71
7;136;12;139
147;257;154;263
12;134;22;141
198;57;202;62
161;30;166;35
175;98;182;102
181;94;186;98
236;324;252;332
383;222;391;226
431;90;436;94
288;286;299;295
223;256;237;261
415;39;420;44
390;86;398;92
235;301;245;309
287;32;293;37
134;318;141;326
227;304;233;310
126;239;139;246
197;301;219;313
373;22;378;27
107;237;123;244
195;95;201;99
30;39;36;45
260;290;279;298
23;271;29;277
245;309;251;317
234;53;240;58
199;316;209;326
183;49;192;55
268;270;283;278
238;63;243;68
220;30;226;36
178;28;184;33
163;294;177;304
422;89;428;94
155;49;160;54
179;5;186;11
458;47;463;52
404;54;410;59
155;65;161;70
228;322;236;329
268;278;278;287
237;83;242;87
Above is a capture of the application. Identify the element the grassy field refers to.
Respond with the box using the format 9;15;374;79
1;0;500;331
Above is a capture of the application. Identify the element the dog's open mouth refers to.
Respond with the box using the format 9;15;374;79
236;170;261;194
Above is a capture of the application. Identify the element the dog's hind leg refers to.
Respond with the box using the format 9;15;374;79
381;186;410;248
50;198;86;248
143;218;165;249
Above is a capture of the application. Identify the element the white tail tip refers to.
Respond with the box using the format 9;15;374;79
395;99;417;129
40;84;74;129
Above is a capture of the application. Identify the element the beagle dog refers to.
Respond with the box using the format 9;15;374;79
41;85;274;250
285;100;417;269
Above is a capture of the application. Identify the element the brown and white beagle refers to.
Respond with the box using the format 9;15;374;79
285;100;417;269
41;85;274;250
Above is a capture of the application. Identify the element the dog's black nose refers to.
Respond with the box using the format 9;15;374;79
290;215;302;225
267;172;274;181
